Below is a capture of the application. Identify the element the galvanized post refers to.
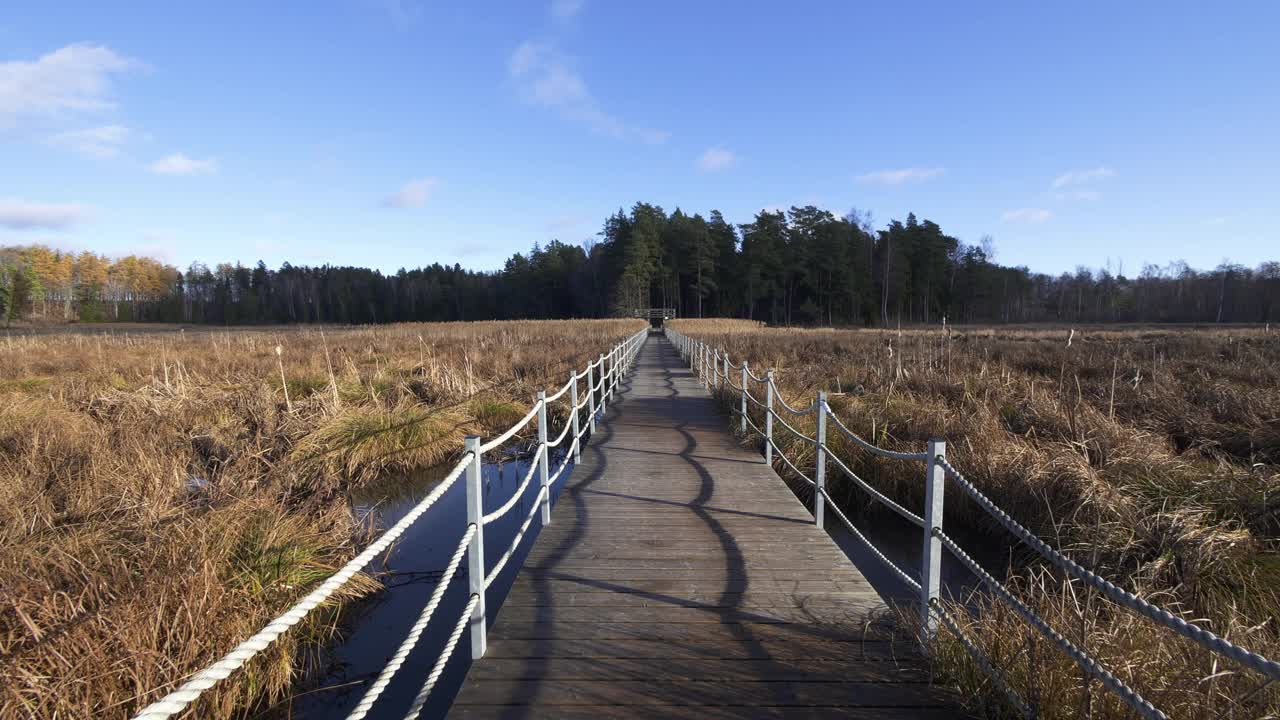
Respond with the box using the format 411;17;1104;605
921;439;946;639
587;360;597;433
740;360;749;433
598;353;607;413
463;436;486;658
536;392;551;525
569;371;580;461
815;391;828;528
765;370;775;465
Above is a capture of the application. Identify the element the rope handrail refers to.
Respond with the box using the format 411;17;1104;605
548;442;574;485
937;456;1280;682
769;408;814;443
544;376;573;403
479;403;541;454
935;528;1167;720
819;486;921;592
402;592;480;720
481;446;542;525
928;599;1034;719
665;326;1280;717
825;450;925;528
131;327;648;720
823;403;929;461
546;414;573;448
345;523;476;720
770;383;819;416
132;452;473;719
768;438;814;486
485;484;549;588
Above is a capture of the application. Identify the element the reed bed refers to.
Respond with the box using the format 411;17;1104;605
0;319;644;719
672;318;1280;719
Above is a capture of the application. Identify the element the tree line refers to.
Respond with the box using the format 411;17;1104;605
3;203;1278;327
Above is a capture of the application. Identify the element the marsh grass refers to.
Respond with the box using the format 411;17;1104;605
675;319;1280;718
0;319;643;719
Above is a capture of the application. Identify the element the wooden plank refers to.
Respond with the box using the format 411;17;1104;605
449;706;964;720
452;679;959;707
465;657;932;682
481;636;918;661
450;335;963;717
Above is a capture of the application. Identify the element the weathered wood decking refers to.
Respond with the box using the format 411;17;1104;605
451;334;964;718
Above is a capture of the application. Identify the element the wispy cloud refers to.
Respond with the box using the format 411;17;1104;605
508;41;668;144
374;0;424;28
550;0;585;21
696;147;736;172
1055;189;1101;202
0;44;139;126
854;167;945;185
382;177;440;209
1001;208;1052;224
1052;167;1113;188
0;198;88;230
149;153;218;176
47;124;130;157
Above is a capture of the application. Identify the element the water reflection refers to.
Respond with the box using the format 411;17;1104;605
294;444;572;719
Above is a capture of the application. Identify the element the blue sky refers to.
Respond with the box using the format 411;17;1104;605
2;1;1276;276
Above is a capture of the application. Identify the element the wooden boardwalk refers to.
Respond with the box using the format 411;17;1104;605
451;334;965;719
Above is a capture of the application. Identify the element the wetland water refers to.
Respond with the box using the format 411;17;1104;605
296;445;573;719
295;429;1001;718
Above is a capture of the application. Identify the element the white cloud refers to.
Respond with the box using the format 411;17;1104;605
382;177;440;209
508;41;667;144
1055;189;1101;202
149;153;218;176
551;0;585;21
0;198;88;230
1001;208;1053;224
854;167;945;185
47;124;130;157
696;147;736;172
0;44;138;126
1052;167;1113;188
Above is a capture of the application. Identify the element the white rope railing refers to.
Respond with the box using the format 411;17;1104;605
826;450;925;528
546;413;573;448
770;383;819;416
402;592;481;720
770;410;815;443
133;453;472;719
544;376;573;403
938;456;1280;682
131;328;648;720
479;404;540;454
481;446;542;525
485;485;549;588
344;523;476;720
662;325;1280;718
935;528;1167;720
824;406;930;461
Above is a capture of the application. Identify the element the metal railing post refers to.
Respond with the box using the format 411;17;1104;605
569;371;580;461
587;360;597;433
740;361;749;433
815;391;827;528
536;392;551;525
921;439;946;639
463;436;486;658
598;353;608;413
765;370;775;465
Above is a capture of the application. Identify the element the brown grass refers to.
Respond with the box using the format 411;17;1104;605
0;319;644;719
673;318;1280;719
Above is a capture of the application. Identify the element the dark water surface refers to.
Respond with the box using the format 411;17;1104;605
293;432;1004;719
294;444;574;719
